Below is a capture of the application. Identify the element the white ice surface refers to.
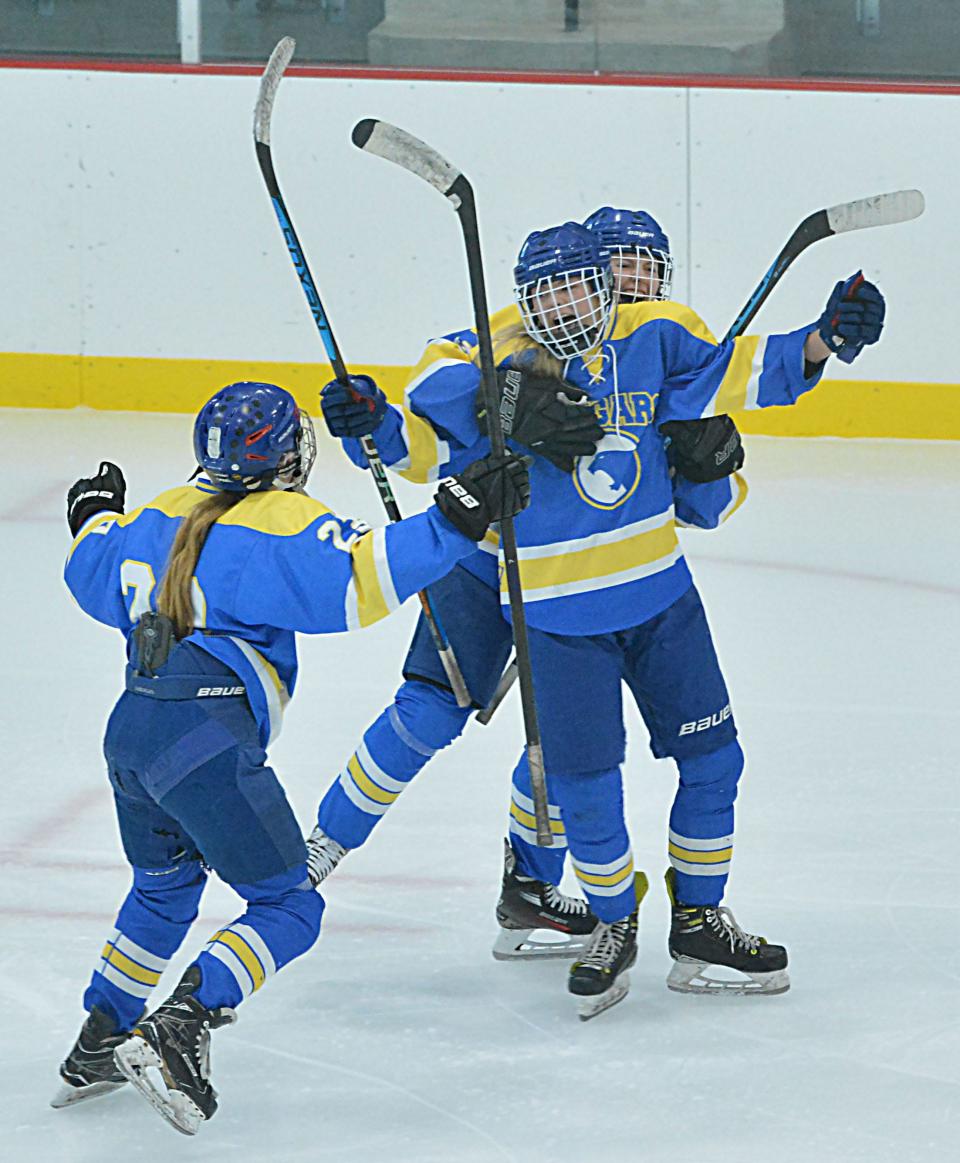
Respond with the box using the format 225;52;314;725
2;409;959;1162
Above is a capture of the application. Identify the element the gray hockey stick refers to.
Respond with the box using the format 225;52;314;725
352;117;553;846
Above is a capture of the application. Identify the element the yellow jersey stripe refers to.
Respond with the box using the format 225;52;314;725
103;946;163;986
212;929;266;991
712;335;762;416
350;532;392;628
668;842;733;865
66;512;122;563
394;407;443;484
507;520;678;592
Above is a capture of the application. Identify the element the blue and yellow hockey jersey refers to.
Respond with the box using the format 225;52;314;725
64;477;477;746
342;300;818;636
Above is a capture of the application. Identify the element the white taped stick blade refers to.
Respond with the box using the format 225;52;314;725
352;119;462;203
826;189;925;234
254;37;296;145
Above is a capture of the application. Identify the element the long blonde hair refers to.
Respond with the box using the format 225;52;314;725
487;321;566;379
156;490;246;638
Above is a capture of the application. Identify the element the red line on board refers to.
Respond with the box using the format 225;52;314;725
1;55;959;96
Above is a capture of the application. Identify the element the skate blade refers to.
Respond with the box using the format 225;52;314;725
575;973;631;1022
492;926;590;961
50;1077;126;1109
667;958;790;996
114;1037;205;1136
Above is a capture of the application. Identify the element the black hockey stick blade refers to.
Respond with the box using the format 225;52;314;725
254;36;296;147
723;188;924;341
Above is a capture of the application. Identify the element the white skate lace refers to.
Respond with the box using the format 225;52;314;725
306;826;349;884
542;883;591;917
705;906;762;954
579;918;630;968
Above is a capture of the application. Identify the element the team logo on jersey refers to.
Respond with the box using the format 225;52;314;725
573;430;641;510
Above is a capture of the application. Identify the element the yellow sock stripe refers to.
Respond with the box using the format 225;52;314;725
509;801;566;835
712;334;761;415
100;944;163;987
210;929;267;992
573;860;635;888
347;753;402;806
668;842;733;865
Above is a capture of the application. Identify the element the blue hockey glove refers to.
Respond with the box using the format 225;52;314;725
67;461;126;537
320;374;387;438
817;271;886;364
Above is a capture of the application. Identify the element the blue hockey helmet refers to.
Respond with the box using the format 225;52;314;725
193;382;316;493
583;206;673;302
513;221;614;360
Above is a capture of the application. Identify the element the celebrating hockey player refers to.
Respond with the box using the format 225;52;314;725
307;208;746;963
310;217;884;1019
51;382;529;1132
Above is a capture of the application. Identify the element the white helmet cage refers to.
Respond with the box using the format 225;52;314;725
610;245;674;303
516;265;615;360
275;409;317;491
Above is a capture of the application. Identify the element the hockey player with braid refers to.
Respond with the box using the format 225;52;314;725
52;381;528;1132
312;216;884;1018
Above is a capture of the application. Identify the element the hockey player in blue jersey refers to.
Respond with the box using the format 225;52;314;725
51;381;529;1132
306;209;747;955
310;216;884;1018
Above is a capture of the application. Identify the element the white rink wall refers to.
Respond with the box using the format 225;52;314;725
0;65;949;385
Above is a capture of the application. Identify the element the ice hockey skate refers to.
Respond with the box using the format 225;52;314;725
305;824;349;887
113;966;236;1136
50;1005;130;1108
665;869;789;995
567;871;649;1021
492;838;600;960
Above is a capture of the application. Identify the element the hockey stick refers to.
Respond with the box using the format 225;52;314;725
352;118;553;846
254;40;472;708
477;186;926;724
721;188;924;342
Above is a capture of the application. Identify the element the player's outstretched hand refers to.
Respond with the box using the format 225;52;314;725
817;271;885;364
67;461;126;537
320;374;387;438
477;367;604;473
660;415;744;483
435;453;531;541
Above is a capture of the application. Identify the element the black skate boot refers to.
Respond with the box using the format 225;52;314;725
306;824;349;887
51;1005;130;1108
113;965;236;1135
568;870;648;1022
493;838;599;960
665;868;789;995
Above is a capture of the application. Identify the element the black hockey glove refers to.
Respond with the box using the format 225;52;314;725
660;416;744;483
477;367;604;474
67;461;126;537
435;453;531;541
